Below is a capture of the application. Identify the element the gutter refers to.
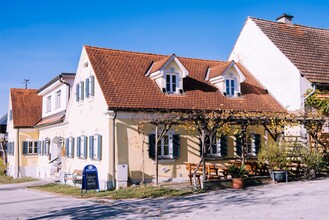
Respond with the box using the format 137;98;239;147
59;74;71;100
17;128;20;178
112;110;117;189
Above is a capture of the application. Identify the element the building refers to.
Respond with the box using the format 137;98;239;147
6;46;283;189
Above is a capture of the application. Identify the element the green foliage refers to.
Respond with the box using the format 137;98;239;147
227;164;247;178
0;158;6;176
258;142;288;170
300;148;324;171
0;176;37;184
305;89;329;115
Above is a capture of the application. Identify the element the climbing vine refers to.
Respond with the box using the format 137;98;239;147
305;89;329;115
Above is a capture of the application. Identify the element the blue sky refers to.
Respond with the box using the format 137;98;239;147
1;0;329;115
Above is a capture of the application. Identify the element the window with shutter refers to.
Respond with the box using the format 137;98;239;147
220;135;228;157
148;131;179;160
235;135;242;157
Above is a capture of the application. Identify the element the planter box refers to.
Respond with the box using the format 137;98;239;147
270;170;288;183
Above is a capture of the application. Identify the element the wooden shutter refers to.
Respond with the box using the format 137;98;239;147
65;138;69;157
148;134;155;159
97;134;102;160
76;84;79;101
80;81;84;100
85;78;90;98
89;135;93;159
235;135;242;157
90;75;95;96
77;137;81;158
254;134;261;155
220;135;228;157
173;134;180;158
84;136;88;159
22;141;28;155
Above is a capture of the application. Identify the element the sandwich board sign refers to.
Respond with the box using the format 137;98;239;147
81;164;99;193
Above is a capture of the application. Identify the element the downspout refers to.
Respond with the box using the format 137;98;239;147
59;74;71;100
303;84;316;109
112;110;117;189
17;128;20;178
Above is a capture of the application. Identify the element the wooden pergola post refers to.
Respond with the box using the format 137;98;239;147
155;125;159;185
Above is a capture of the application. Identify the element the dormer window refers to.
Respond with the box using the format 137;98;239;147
146;54;189;95
166;74;177;93
225;78;235;96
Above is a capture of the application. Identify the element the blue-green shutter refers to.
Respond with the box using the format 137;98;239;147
148;134;155;159
80;81;84;100
71;137;75;158
97;134;102;160
173;134;180;158
41;141;45;155
90;75;95;96
23;141;28;155
77;137;81;158
37;141;41;155
235;135;242;157
254;134;261;155
65;138;69;157
84;136;87;159
85;78;90;98
89;135;93;159
76;84;79;101
220;135;228;157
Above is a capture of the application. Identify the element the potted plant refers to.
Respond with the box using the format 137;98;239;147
227;164;247;189
258;142;288;182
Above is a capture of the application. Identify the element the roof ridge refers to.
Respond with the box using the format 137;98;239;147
249;16;329;31
84;45;229;63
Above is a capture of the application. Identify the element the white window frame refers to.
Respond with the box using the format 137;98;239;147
27;140;38;154
157;130;175;159
225;78;235;97
165;74;178;93
46;95;51;112
68;137;74;158
55;90;61;109
205;135;221;157
78;136;86;159
44;138;50;155
247;133;257;157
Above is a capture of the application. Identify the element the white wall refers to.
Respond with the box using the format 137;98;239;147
229;18;311;111
64;47;112;190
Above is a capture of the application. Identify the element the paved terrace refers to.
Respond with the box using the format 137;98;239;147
1;178;329;219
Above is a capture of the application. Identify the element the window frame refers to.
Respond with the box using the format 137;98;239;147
165;73;178;94
46;95;52;112
23;140;38;155
55;90;61;109
91;134;102;160
225;78;235;97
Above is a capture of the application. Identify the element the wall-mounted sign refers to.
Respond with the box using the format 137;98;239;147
81;164;99;193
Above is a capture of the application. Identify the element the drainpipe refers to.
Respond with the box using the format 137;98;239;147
59;74;71;100
17;128;20;178
112;110;117;189
303;84;316;109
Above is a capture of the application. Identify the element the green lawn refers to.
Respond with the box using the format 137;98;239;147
0;176;38;184
29;183;194;199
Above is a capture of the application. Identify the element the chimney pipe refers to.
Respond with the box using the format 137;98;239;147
276;13;294;24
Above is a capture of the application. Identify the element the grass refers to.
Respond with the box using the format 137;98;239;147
0;176;38;184
29;183;194;199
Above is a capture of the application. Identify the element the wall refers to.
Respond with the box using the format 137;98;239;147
229;18;310;111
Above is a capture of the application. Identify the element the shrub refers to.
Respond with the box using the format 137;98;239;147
300;148;324;179
258;142;288;170
0;158;6;176
227;164;247;178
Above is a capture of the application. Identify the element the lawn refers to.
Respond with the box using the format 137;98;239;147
0;176;38;184
29;183;194;199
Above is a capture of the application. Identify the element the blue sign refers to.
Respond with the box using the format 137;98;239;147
82;164;99;193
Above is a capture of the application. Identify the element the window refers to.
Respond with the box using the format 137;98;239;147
22;140;39;155
166;74;177;93
225;79;235;96
46;96;51;112
43;139;50;156
65;137;75;158
203;135;228;157
77;136;87;159
148;132;180;159
247;133;261;157
75;81;84;102
89;134;102;160
85;76;95;98
55;90;61;109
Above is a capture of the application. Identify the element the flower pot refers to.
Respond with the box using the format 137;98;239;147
270;170;288;183
232;178;244;189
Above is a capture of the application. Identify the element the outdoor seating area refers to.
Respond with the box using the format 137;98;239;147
64;169;83;185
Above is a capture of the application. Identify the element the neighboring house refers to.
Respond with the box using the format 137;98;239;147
0;113;7;134
0;113;7;159
6;46;283;189
230;14;329;113
6;89;42;178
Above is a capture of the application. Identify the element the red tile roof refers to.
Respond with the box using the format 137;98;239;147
34;111;65;127
148;55;172;73
10;88;42;128
208;61;232;79
251;17;329;84
85;46;284;113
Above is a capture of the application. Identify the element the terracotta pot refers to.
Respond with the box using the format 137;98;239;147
232;178;244;189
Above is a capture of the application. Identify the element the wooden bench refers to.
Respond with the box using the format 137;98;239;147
64;169;83;185
186;163;228;185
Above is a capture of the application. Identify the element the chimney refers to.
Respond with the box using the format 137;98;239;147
276;13;294;24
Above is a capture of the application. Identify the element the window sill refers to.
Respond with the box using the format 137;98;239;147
153;158;176;164
205;156;225;161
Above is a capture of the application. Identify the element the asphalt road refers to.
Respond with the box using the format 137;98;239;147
1;178;329;219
